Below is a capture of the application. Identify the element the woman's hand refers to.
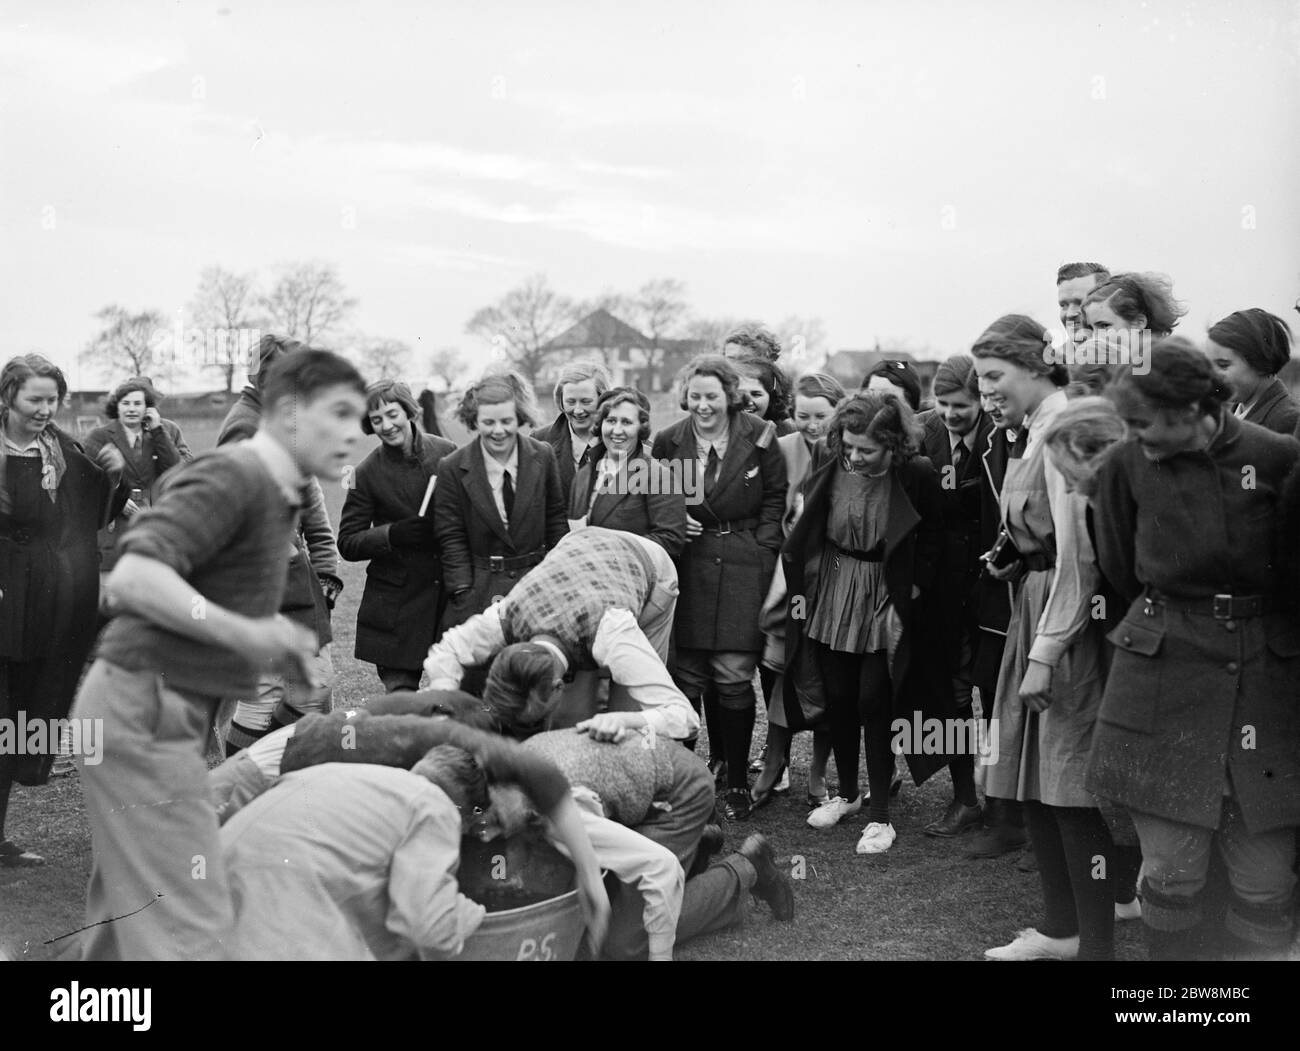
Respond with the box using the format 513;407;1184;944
122;498;142;518
981;552;1025;583
575;710;647;743
1019;659;1054;711
142;407;162;430
684;514;702;540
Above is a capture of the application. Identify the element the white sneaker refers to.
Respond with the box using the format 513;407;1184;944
984;928;1080;961
806;795;862;829
855;821;896;854
1115;899;1142;922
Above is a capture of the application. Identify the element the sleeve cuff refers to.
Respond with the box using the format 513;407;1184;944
1028;637;1067;667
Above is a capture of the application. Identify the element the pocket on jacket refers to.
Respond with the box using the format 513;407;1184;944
1099;616;1164;733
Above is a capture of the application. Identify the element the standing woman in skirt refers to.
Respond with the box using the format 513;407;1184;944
973;315;1118;961
1087;339;1300;960
784;390;950;853
338;380;457;692
433;372;568;633
0;355;124;866
652;355;786;821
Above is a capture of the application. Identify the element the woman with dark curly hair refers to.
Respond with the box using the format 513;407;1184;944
82;378;192;572
1205;308;1297;435
862;358;924;412
783;390;949;853
732;355;795;435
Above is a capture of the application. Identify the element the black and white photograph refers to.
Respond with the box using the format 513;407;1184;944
1;0;1298;1023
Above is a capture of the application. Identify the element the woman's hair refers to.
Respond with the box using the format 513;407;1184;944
676;354;745;413
1041;396;1128;497
1;354;68;407
793;371;846;407
590;386;652;446
550;359;611;413
104;378;159;419
482;643;561;740
732;354;793;422
411;745;490;815
1065;363;1132;400
456;371;541;431
417;389;444;437
860;359;923;411
825;389;920;464
1208;308;1294;378
361;378;421;435
250;333;312;390
1081;272;1187;336
970;314;1069;386
931;355;979;399
722;324;782;361
1111;335;1233;417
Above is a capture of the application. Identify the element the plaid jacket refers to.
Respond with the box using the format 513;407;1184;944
498;528;654;668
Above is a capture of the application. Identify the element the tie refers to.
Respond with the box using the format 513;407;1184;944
952;441;966;472
704;446;720;497
502;469;515;520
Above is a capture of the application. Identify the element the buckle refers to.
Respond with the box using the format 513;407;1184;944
1212;594;1232;620
489;555;505;572
715;522;732;536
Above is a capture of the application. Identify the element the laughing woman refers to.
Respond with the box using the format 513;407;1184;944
1205;309;1297;435
532;360;611;503
338;380;457;693
973;315;1118;962
1;355;124;866
1087;339;1300;960
652;355;786;820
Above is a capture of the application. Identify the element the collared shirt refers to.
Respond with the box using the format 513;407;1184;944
1232;400;1252;420
692;423;729;476
569;426;597;468
245;429;309;508
2;433;40;456
949;429;975;463
481;441;519;523
124;426;142;449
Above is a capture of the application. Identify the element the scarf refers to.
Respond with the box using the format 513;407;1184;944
0;410;68;513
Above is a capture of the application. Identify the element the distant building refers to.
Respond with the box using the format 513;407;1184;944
539;308;707;392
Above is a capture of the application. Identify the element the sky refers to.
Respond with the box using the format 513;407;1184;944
2;0;1298;390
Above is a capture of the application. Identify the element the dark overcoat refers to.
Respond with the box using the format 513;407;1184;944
1242;376;1300;437
569;445;687;558
432;434;568;629
532;412;596;505
650;411;786;652
338;428;457;670
780;442;955;784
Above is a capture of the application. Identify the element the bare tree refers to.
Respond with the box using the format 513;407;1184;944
631;279;688;379
683;315;743;354
428;346;468;391
261;262;357;346
79;305;166;385
358;337;412;381
464;274;579;382
189;266;262;391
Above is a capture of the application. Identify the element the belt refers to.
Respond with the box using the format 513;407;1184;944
472;549;546;573
832;541;884;563
701;517;759;536
1147;590;1273;620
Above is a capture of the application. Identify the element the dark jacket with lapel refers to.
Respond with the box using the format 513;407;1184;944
570;445;687;558
533;412;597;505
975;422;1014;638
1243;376;1300;436
82;418;189;570
651;410;786;652
781;442;954;783
433;434;568;626
338;428;457;669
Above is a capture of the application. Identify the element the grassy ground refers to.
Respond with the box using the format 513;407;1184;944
1;413;1155;962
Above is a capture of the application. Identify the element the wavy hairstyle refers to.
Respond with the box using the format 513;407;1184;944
1111;336;1233;417
1;354;68;408
676;354;745;414
794;371;846;407
550;359;611;413
455;370;542;431
590;386;652;446
722;324;782;362
1082;272;1187;336
1041;396;1128;497
104;378;159;419
970;314;1069;387
825;389;920;464
732;354;793;422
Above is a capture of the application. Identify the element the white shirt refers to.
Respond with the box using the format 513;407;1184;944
693;423;729;477
480;441;519;524
569;426;597;468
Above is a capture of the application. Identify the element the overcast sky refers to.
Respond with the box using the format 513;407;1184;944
2;0;1297;390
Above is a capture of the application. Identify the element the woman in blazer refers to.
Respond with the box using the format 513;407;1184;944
433;372;568;634
338;380;457;693
569;386;686;557
82;378;191;572
1088;338;1300;960
782;390;950;854
651;355;786;821
1205;308;1297;435
531;359;610;504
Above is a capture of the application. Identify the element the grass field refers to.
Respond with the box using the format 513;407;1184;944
0;412;1155;962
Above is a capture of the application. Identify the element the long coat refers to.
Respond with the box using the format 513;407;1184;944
1242;376;1300;437
533;412;597;505
1086;417;1300;832
82;418;189;570
651;411;786;652
432;434;568;629
780;442;955;784
0;426;122;785
338;428;457;670
569;446;687;558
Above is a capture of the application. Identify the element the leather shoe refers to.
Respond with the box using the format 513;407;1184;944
964;822;1027;859
722;788;751;821
739;834;795;921
924;800;984;838
1016;844;1038;872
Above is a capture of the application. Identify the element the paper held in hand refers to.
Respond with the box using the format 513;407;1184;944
418;475;438;517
